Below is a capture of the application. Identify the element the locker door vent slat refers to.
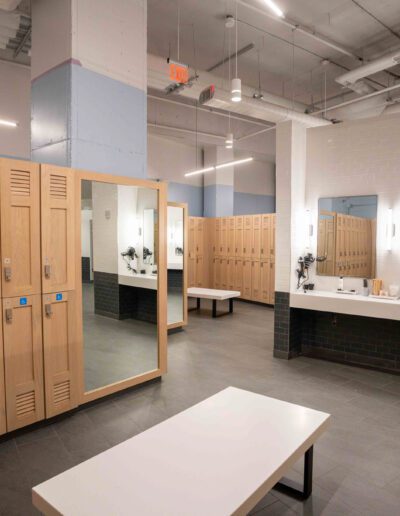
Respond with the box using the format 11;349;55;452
54;380;70;404
10;170;30;196
16;391;35;416
50;174;67;199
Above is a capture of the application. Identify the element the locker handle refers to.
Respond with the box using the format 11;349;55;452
5;308;12;323
45;303;53;317
44;264;51;278
261;248;264;254
4;266;11;281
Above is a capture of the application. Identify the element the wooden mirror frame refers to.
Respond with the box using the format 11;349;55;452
167;202;188;330
74;170;168;404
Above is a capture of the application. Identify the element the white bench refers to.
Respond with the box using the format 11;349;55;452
32;387;330;516
188;287;241;317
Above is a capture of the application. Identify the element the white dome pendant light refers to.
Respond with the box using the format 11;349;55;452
231;0;241;103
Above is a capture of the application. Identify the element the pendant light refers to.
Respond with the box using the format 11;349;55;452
231;1;241;103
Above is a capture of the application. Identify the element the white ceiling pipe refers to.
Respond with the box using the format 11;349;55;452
336;49;400;87
148;54;330;128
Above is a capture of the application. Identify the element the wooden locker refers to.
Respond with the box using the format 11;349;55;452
220;258;228;289
260;214;270;261
208;218;216;256
260;261;270;304
214;257;221;289
0;159;41;297
251;260;261;301
234;258;243;294
252;215;261;259
242;259;252;299
43;291;78;418
3;295;44;431
234;216;243;257
269;260;275;305
219;218;228;256
243;216;253;258
41;165;76;293
188;256;196;287
227;258;235;290
188;217;196;259
195;256;205;287
195;218;204;256
214;218;221;257
0;300;5;436
270;214;276;262
227;217;235;256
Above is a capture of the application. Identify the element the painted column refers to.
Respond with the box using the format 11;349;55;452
203;146;234;217
30;0;147;178
274;120;307;359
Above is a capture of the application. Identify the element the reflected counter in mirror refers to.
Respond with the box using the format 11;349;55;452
317;195;377;279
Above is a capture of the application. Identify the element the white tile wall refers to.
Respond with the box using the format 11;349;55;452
305;114;400;290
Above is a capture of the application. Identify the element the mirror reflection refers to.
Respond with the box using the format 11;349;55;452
317;195;377;278
167;205;184;325
81;181;159;392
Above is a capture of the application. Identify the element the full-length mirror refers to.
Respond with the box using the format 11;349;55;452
317;195;377;278
81;180;160;393
167;203;187;328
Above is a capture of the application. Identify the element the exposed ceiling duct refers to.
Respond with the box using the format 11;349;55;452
147;54;330;128
336;49;400;88
0;9;19;49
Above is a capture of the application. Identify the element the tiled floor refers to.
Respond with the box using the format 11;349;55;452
1;300;400;515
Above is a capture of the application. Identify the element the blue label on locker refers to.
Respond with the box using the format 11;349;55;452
56;293;63;301
20;297;27;305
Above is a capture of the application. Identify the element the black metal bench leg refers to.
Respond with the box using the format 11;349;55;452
273;446;313;500
229;298;233;313
212;299;217;318
197;297;201;310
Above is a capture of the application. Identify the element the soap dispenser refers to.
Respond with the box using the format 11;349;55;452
362;278;369;297
338;276;344;291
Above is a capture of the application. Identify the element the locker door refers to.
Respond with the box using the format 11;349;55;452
41;165;76;293
220;218;228;256
234;258;243;294
252;215;261;259
242;259;252;299
235;216;243;257
188;217;196;259
251;260;261;301
243;216;252;258
3;295;44;431
270;214;276;262
195;256;205;287
227;217;235;256
43;292;78;418
214;218;221;257
208;218;216;256
260;261;270;304
188;256;196;287
214;257;221;289
211;257;218;288
220;258;228;289
195;218;204;256
0;301;5;436
227;258;235;290
0;159;41;297
260;214;270;261
269;260;275;305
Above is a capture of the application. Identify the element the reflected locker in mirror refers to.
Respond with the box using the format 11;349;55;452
81;181;159;393
317;195;377;278
167;203;187;328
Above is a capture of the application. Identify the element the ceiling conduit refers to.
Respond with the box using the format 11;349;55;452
147;54;330;128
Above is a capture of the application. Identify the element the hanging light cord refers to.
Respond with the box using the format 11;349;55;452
235;0;238;77
177;1;180;61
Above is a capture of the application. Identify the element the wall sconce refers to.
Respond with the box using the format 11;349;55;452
305;210;313;249
386;208;396;251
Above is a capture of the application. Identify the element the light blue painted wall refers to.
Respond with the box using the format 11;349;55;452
319;195;377;219
204;184;234;217
168;182;203;216
31;62;146;178
234;192;276;215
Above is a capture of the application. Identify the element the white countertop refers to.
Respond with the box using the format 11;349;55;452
118;273;157;290
167;262;183;270
32;387;330;516
291;290;400;321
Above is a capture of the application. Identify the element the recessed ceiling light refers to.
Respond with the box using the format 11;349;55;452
264;0;284;18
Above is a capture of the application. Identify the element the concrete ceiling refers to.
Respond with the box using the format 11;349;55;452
148;0;400;107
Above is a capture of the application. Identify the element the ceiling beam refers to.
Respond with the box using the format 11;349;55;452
206;43;255;72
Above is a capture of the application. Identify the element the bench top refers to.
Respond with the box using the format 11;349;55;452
188;287;241;300
32;387;330;516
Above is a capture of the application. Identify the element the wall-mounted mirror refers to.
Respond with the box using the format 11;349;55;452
317;195;377;278
167;202;187;329
78;174;166;401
